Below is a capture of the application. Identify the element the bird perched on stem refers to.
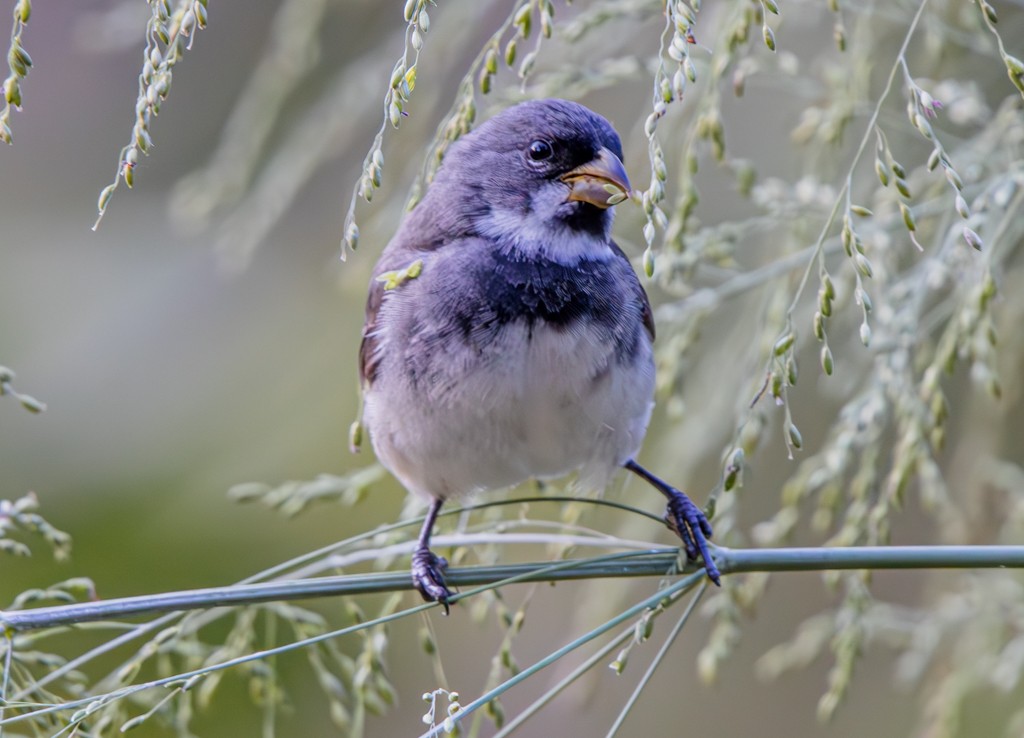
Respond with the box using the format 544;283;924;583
358;98;719;612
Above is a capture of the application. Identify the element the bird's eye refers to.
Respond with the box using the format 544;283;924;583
527;139;554;161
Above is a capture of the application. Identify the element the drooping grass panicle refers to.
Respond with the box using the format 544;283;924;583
1;0;32;144
93;0;208;230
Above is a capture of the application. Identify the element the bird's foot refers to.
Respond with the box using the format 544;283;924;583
412;546;453;614
664;491;721;586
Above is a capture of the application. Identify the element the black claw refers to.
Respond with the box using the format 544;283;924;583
665;492;720;586
624;459;721;586
412;546;453;614
664;504;698;560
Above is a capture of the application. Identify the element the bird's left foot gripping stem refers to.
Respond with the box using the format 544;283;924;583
625;459;721;585
412;498;454;614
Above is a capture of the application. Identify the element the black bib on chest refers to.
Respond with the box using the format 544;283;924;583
461;248;624;337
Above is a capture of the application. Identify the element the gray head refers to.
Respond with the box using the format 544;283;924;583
414;99;631;262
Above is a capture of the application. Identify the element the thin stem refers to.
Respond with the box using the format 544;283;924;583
715;545;1024;573
0;549;679;633
13;495;662;699
782;0;932;320
985;174;1024;265
297;529;665;578
656;194;955;325
413;0;527;194
491;623;636;738
1;599;438;730
606;579;708;738
0;552;654;729
0;631;11;738
419;571;708;738
3;545;1024;730
5;545;1024;634
262;612;278;738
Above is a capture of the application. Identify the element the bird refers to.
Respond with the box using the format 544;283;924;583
358;98;719;612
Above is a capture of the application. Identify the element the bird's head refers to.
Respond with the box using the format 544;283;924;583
430;98;631;262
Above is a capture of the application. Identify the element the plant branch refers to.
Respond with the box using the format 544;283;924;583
4;545;1024;634
420;570;710;738
781;0;931;320
606;579;708;738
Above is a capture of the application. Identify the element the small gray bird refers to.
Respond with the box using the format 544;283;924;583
359;98;718;611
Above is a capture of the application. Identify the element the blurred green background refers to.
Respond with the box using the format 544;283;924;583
2;1;1022;736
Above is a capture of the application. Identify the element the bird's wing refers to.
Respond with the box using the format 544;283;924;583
609;239;655;342
359;231;445;387
358;277;385;387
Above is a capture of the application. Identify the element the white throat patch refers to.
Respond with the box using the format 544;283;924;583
476;182;615;265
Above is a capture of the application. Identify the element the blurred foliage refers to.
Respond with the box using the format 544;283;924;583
2;0;1024;736
0;364;46;413
0;491;69;559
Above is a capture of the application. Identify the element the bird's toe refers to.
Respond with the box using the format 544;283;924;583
664;493;721;586
412;547;453;614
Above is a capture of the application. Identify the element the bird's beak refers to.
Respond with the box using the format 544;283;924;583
560;147;631;209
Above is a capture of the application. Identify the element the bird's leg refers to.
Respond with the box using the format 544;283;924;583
412;497;454;614
624;459;721;585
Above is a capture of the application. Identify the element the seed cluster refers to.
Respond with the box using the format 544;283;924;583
93;0;208;230
1;0;32;144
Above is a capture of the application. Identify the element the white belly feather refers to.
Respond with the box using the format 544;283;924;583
364;319;655;501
